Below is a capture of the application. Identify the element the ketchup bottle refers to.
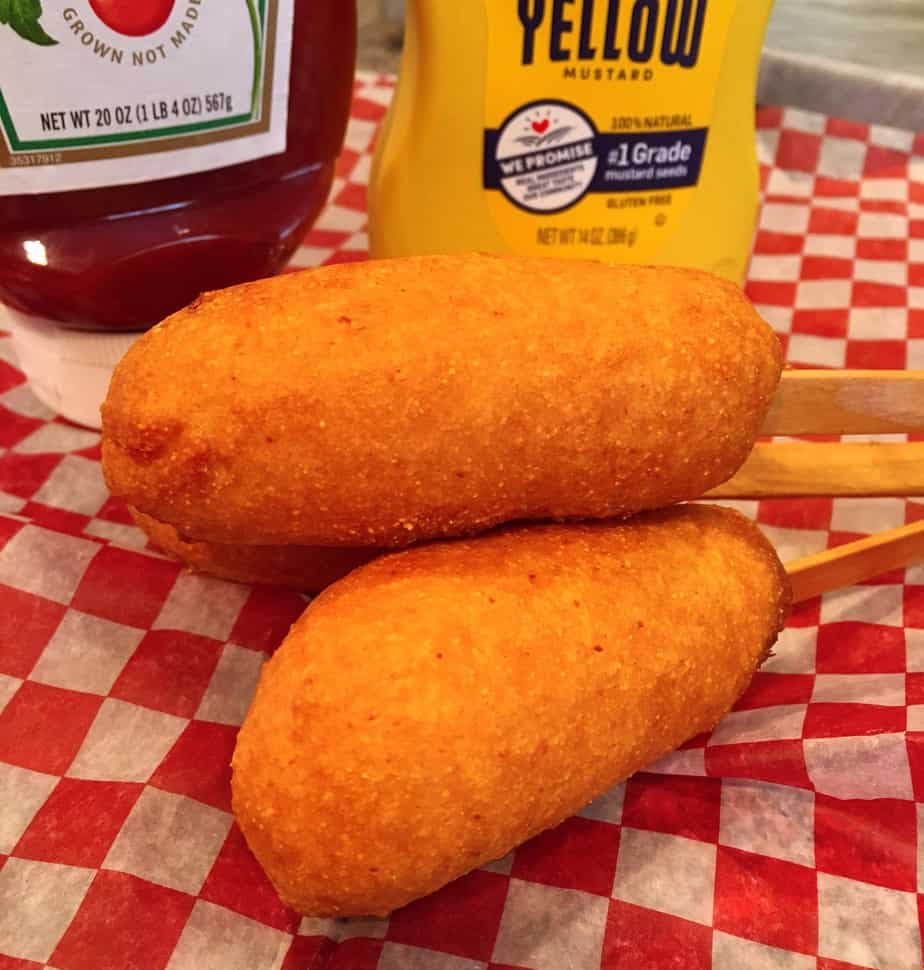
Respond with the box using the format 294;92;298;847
0;0;356;427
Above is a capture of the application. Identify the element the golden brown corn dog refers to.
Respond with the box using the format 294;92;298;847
102;254;782;547
232;505;789;917
129;508;378;591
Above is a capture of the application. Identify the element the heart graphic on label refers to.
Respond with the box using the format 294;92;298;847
531;119;550;134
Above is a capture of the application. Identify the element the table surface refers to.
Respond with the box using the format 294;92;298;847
1;73;924;970
766;0;924;79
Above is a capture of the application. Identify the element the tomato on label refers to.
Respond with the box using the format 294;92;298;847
89;0;176;37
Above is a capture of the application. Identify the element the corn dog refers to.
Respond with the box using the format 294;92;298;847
129;508;377;591
102;255;782;547
232;504;789;917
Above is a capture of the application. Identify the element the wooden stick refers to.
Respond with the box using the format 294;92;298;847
709;442;924;498
767;369;924;435
740;370;924;600
786;519;924;603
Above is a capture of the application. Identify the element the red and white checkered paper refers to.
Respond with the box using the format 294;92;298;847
1;71;923;970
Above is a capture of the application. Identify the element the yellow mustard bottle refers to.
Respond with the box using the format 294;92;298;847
370;0;775;283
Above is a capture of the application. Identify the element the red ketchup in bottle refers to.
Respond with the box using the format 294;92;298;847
0;0;356;426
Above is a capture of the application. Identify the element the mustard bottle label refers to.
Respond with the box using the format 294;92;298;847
483;0;737;258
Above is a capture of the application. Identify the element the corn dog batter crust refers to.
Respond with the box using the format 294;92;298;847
231;505;790;917
129;508;377;591
102;255;782;547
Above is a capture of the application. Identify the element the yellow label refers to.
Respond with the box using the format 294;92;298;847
484;0;738;259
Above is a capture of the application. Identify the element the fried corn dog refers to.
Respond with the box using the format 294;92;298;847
232;504;790;917
130;508;377;591
102;255;782;547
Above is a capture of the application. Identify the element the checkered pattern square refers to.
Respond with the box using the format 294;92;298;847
103;786;231;895
50;870;195;970
109;629;224;718
12;778;142;869
66;698;186;783
719;780;815;868
149;720;237;812
713;846;817;954
491;880;609;969
0;681;103;775
620;773;722;843
199;824;300;933
0;858;96;963
1;76;923;969
613;826;718;928
386;870;509;962
166;900;292;970
602;900;712;970
817;873;921;968
814;794;917;892
0;763;57;854
509;816;621;896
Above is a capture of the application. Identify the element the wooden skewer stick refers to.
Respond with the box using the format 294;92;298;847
709;442;924;498
785;519;924;603
766;369;924;435
735;369;924;600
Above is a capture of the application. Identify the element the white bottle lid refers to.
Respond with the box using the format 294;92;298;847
2;306;140;431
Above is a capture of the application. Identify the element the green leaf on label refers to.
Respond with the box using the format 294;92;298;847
4;0;57;45
246;0;262;113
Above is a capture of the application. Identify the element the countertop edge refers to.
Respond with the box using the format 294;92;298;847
758;47;924;133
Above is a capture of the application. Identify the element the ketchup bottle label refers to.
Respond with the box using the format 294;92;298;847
0;0;295;194
482;0;736;261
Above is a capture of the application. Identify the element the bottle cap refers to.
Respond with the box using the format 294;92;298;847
2;306;140;431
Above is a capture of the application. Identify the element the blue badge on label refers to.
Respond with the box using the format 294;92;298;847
484;98;708;213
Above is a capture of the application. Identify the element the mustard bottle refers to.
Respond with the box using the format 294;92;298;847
370;1;775;283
